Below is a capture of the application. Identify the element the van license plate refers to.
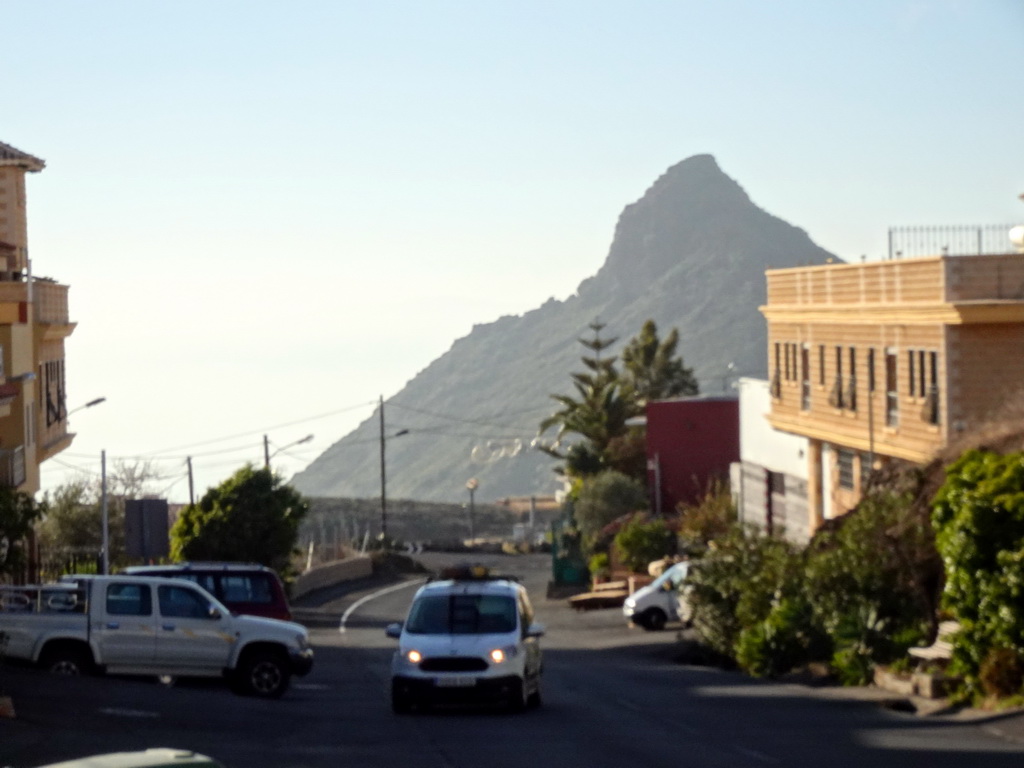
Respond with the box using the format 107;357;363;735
435;677;475;687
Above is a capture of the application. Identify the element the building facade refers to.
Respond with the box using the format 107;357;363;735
732;377;810;542
761;247;1024;534
0;141;75;493
645;396;739;515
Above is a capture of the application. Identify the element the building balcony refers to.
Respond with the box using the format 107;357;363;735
764;253;1024;324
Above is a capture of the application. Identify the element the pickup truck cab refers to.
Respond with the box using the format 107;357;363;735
0;575;312;698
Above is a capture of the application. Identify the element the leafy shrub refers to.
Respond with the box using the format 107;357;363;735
687;524;802;661
588;552;610;579
614;514;675;572
676;480;736;555
979;648;1024;699
932;450;1024;689
573;471;648;556
805;489;932;676
736;594;827;678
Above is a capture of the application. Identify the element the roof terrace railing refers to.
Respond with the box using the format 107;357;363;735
888;225;1018;260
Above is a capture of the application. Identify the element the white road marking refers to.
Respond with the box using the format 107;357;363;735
339;578;426;633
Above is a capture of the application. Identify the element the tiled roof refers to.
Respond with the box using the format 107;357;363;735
0;142;45;171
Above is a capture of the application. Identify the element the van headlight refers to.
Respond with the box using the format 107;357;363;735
406;649;423;664
489;646;518;664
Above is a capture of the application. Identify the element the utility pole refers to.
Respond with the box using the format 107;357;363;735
379;395;388;543
187;456;195;506
101;449;109;575
263;434;270;470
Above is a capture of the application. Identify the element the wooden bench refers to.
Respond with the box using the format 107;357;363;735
908;620;960;663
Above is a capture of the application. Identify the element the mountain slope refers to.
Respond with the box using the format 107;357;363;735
291;155;837;504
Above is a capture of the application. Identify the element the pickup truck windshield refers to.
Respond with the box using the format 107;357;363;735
405;594;517;635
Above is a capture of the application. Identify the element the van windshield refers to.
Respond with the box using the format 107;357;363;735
651;564;688;591
405;594;517;635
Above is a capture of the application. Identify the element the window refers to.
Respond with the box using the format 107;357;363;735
908;350;916;396
918;350;926;397
800;345;810;410
867;348;876;393
771;343;782;399
158;585;215;619
885;350;899;426
925;350;940;425
830;346;844;408
220;575;272;604
405;594;518;635
106;583;152;616
847;347;857;412
818;344;825;385
837;449;855;490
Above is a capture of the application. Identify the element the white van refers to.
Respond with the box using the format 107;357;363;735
622;561;694;631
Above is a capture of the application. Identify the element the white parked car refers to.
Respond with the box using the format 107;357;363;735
385;566;544;713
622;561;695;631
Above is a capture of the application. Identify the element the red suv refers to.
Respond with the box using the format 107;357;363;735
123;563;293;621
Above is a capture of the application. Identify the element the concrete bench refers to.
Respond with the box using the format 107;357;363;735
909;620;960;662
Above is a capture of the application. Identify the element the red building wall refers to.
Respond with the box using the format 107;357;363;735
645;397;739;514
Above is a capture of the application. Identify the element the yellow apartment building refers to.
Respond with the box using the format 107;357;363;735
761;233;1024;533
0;141;76;494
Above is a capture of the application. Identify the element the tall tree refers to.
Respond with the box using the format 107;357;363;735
0;488;44;580
171;465;309;577
538;321;632;477
539;319;696;481
620;319;699;406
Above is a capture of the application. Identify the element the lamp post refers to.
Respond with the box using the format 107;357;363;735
466;478;478;541
68;397;106;417
263;433;314;470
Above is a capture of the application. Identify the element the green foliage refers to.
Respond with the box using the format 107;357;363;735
619;319;698;405
676;480;736;554
170;465;309;577
588;552;610;578
804;490;932;673
932;450;1024;687
979;647;1024;699
736;594;827;678
37;462;163;570
614;514;675;573
0;487;44;578
572;470;648;556
687;524;802;659
539;319;695;482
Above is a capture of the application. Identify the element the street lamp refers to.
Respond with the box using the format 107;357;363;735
67;396;106;417
466;478;478;541
263;433;314;470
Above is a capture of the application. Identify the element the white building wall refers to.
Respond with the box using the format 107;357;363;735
738;378;808;479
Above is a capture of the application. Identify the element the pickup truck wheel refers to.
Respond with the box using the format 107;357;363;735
643;608;667;631
237;650;290;699
41;645;92;676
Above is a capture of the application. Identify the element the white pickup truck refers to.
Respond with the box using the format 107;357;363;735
0;574;313;698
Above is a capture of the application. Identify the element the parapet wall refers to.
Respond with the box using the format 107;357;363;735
291;555;373;600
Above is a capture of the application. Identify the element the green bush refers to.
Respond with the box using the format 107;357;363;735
588;552;610;579
932;450;1024;690
687;525;802;661
614;514;675;572
805;489;931;676
736;594;827;678
979;648;1024;699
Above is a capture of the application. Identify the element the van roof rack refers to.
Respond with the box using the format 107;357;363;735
429;564;520;583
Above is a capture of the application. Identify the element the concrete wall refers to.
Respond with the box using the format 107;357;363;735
291;555;373;600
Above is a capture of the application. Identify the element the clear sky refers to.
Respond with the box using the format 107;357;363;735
3;0;1022;504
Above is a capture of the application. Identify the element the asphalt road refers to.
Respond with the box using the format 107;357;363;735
3;552;1024;768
